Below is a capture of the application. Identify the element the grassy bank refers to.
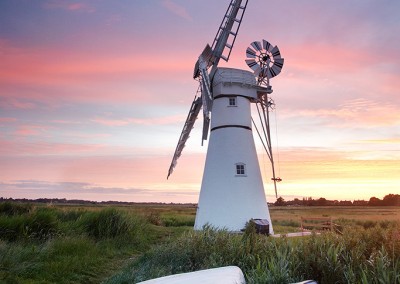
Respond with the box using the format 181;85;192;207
0;202;159;283
107;222;400;284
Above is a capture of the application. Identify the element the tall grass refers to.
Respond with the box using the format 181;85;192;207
0;203;152;283
0;207;59;241
109;221;400;284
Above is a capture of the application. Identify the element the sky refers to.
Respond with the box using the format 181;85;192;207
0;0;399;203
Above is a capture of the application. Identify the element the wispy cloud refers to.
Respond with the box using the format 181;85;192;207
0;117;16;123
0;180;198;202
0;97;37;110
283;98;400;127
91;114;185;127
162;0;192;21
44;1;95;13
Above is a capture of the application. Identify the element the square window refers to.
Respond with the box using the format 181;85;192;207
228;97;236;106
236;164;245;175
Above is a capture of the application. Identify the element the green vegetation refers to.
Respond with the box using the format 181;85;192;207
107;221;400;284
0;201;399;283
0;202;153;283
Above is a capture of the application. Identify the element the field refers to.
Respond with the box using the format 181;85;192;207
0;202;399;283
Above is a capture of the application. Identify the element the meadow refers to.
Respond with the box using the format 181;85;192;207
0;202;399;283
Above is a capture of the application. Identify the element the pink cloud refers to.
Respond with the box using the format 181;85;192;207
0;41;195;104
0;97;37;110
0;139;107;156
14;125;49;136
0;152;205;191
44;1;95;13
91;114;185;127
162;0;192;21
282;98;400;127
0;41;193;85
0;117;17;123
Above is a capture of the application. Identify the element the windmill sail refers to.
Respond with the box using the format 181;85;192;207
168;0;249;178
167;97;202;179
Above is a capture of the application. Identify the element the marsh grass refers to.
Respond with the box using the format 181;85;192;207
0;204;153;283
108;221;400;284
1;202;400;283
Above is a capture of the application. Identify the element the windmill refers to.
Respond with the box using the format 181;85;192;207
167;0;284;233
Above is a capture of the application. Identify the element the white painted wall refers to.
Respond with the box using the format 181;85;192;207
194;68;273;233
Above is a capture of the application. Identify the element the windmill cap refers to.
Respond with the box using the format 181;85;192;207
213;67;258;99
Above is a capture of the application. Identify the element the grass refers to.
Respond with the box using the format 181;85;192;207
108;222;400;284
1;202;399;283
0;203;155;283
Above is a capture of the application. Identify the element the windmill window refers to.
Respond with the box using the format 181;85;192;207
235;163;246;176
228;97;237;107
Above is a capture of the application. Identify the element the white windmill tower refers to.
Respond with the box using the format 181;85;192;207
167;0;284;233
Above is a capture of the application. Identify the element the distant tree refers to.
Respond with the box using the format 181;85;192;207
382;194;400;206
275;197;286;206
353;200;368;206
368;197;382;206
316;197;328;206
303;197;314;206
289;198;302;206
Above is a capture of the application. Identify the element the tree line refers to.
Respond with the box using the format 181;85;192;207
274;194;400;206
1;194;399;207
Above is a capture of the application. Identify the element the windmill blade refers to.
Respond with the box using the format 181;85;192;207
266;58;284;78
211;0;248;68
200;79;212;143
202;115;210;143
273;58;284;69
246;47;256;58
262;39;274;52
245;59;258;71
198;57;213;143
271;45;281;59
167;97;202;179
251;41;262;51
194;44;213;79
265;66;274;79
270;64;283;77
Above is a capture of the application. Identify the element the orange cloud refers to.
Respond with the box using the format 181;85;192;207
282;98;400;127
